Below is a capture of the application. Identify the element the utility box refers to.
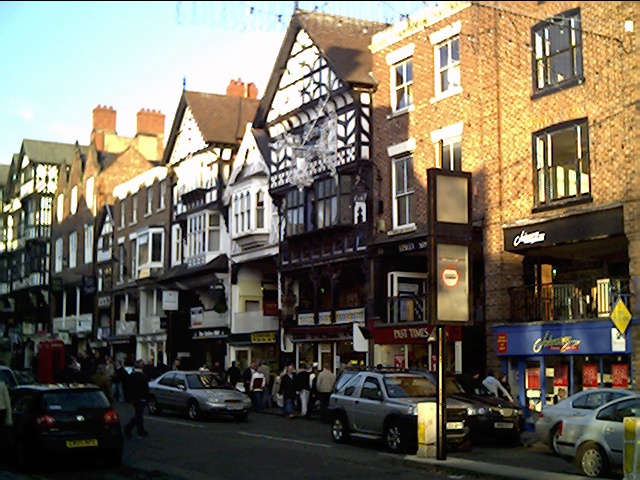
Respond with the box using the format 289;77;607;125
624;416;640;479
417;402;437;458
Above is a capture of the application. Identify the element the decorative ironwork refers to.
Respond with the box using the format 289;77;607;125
272;95;338;191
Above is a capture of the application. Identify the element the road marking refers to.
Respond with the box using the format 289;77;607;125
146;416;205;428
239;431;332;448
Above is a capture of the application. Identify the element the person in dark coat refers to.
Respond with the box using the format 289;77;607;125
227;361;241;386
56;355;92;384
280;364;298;418
112;359;128;402
123;359;150;438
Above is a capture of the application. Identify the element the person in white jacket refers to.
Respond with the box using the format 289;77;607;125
482;370;514;403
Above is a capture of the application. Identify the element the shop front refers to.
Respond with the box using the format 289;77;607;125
492;320;633;413
228;331;278;373
371;323;462;372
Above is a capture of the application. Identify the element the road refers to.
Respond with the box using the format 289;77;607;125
0;401;582;480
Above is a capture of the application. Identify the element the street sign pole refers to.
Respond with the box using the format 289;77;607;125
436;324;446;460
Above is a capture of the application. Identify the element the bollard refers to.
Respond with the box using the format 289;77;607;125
417;402;437;458
624;416;640;479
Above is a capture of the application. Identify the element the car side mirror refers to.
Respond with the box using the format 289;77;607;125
177;384;186;390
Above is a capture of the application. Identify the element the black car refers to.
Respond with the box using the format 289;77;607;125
450;373;524;444
3;384;124;470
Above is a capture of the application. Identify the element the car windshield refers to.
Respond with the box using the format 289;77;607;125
186;373;226;389
451;375;490;396
44;390;110;411
384;374;437;398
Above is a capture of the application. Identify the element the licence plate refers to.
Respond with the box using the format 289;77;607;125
66;439;98;448
446;421;464;430
495;422;514;429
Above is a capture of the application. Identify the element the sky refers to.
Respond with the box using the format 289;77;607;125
0;1;427;166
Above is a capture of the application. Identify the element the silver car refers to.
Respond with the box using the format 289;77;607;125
555;394;640;478
329;369;470;454
148;370;252;421
535;387;638;453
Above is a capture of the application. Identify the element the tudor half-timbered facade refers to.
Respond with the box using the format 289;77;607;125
254;11;389;370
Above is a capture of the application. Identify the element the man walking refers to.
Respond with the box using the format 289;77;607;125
123;359;150;438
280;364;297;418
295;363;312;418
316;364;336;423
483;369;514;403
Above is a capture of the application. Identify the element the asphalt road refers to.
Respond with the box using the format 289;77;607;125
0;401;588;480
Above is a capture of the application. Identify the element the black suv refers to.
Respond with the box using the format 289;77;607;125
328;368;470;453
3;384;124;470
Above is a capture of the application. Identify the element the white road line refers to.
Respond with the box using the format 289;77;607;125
239;431;332;448
146;416;206;428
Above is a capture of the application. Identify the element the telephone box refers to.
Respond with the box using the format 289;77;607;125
38;339;65;383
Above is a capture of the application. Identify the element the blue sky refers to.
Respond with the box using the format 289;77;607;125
0;1;427;165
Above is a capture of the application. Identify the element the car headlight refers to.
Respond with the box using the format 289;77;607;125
206;397;223;405
467;406;488;416
244;397;252;403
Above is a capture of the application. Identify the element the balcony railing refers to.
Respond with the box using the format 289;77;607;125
508;277;631;323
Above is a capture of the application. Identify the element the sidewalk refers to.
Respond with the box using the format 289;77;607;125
259;407;591;479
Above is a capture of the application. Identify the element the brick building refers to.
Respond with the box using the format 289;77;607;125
369;0;639;408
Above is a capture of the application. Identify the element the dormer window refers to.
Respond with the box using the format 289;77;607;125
70;186;78;215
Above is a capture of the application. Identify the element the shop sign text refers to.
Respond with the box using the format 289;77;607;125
393;327;431;339
532;331;580;353
513;230;546;247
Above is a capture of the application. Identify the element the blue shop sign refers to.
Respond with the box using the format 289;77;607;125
492;320;632;356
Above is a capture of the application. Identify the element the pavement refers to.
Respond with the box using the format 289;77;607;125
259;406;596;480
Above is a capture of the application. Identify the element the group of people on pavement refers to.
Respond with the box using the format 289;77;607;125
271;362;336;422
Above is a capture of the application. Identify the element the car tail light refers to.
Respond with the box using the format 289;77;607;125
103;409;120;424
558;421;563;436
538;412;544;418
36;414;56;428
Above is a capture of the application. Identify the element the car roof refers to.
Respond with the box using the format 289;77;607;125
13;383;100;392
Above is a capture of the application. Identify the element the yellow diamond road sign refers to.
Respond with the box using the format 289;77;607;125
611;298;632;334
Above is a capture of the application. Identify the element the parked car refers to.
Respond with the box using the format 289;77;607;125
1;383;123;470
554;393;640;478
328;368;470;454
449;373;524;445
535;387;638;453
0;365;19;389
148;370;252;421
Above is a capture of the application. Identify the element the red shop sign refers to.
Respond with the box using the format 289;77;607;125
554;365;569;387
496;333;508;354
612;363;629;388
526;368;540;389
583;364;599;388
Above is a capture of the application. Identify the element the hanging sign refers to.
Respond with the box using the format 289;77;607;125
583;364;599;388
612;364;629;388
554;365;569;387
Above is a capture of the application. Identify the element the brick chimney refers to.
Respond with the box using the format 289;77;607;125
91;105;116;151
226;78;258;99
136;109;165;136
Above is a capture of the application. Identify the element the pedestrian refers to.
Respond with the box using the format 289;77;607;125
172;357;182;371
56;354;92;383
316;364;336;423
258;360;271;409
272;366;286;413
295;363;312;418
0;380;12;432
280;364;298;418
123;359;150;439
92;363;113;404
483;370;514;403
250;362;266;411
242;361;256;394
309;363;319;416
227;360;241;388
498;374;512;400
112;359;128;402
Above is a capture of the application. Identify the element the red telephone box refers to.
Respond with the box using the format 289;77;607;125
38;339;65;383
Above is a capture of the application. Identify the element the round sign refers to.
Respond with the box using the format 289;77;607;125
441;267;459;288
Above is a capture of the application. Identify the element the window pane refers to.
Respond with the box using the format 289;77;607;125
451;37;459;62
152;233;162;262
439;43;449;68
550;51;573;84
395;160;405;193
398;196;407;225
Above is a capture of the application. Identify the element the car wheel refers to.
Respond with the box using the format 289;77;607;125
576;442;609;478
148;395;162;415
188;399;202;421
233;412;249;422
550;424;561;454
331;413;350;444
384;419;409;453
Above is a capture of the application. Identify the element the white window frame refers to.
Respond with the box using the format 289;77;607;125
387;139;416;232
136;228;164;269
208;212;220;252
119;199;125;228
159;180;166;210
56;194;64;223
86;177;95;213
146;186;153;215
84;224;93;264
131;193;138;224
70;186;78;215
386;44;414;114
430;21;462;101
69;231;77;269
431;122;464;171
171;224;182;266
392;155;415;230
54;238;63;273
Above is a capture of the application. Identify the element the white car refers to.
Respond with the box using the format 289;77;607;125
534;387;637;453
555;394;640;478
